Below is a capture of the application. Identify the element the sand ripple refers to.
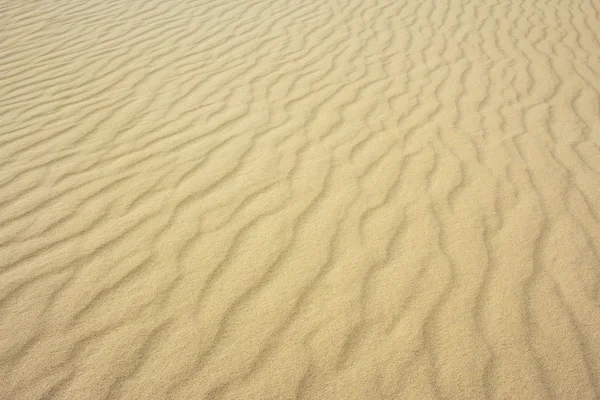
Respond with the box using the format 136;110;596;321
1;0;600;398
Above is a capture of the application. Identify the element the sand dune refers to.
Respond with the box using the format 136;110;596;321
1;0;600;398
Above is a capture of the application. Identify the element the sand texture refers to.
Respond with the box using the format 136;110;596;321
1;0;600;398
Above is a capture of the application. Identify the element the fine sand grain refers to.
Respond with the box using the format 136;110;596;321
1;0;600;398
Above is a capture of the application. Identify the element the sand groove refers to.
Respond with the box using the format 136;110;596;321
1;0;600;398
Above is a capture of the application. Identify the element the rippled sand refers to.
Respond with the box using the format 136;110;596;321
1;0;600;398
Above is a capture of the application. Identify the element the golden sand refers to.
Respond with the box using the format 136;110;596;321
1;0;600;398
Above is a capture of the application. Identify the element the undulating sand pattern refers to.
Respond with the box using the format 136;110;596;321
2;0;600;398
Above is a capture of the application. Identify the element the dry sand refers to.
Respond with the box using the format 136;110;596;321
1;0;600;398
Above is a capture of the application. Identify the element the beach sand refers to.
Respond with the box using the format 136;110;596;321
1;0;600;398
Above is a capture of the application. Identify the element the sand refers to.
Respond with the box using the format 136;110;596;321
1;0;600;398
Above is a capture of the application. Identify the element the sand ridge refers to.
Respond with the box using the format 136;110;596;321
1;0;600;398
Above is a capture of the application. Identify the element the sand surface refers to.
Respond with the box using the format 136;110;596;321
1;0;600;398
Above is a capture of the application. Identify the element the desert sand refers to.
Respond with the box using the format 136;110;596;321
1;0;600;398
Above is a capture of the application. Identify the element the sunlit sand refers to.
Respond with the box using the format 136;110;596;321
1;0;600;398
